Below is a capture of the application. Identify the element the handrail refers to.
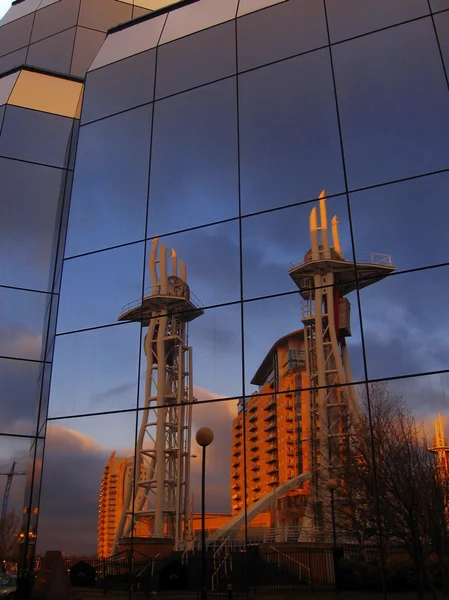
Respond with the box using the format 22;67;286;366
120;284;204;316
212;536;231;592
290;251;393;270
269;546;311;581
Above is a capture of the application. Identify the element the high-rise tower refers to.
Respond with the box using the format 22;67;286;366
112;239;203;553
289;191;395;540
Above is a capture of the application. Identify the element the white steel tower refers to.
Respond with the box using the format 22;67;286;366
289;191;395;541
112;238;203;553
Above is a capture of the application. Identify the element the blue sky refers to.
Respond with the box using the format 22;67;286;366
0;1;11;19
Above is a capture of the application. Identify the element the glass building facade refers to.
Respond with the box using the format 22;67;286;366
1;0;449;595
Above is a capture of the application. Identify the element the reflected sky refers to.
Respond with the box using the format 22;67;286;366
1;0;449;556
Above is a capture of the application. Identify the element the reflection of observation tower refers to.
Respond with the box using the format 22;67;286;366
289;191;395;540
429;413;449;475
112;238;203;553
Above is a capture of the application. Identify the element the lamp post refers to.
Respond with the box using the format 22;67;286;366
196;427;214;600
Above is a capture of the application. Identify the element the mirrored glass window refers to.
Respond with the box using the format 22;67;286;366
350;171;449;273
156;21;235;99
160;0;238;45
0;436;31;521
360;267;449;380
0;105;74;168
0;14;33;55
237;0;327;71
26;28;76;74
430;0;449;10
242;195;350;300
57;243;145;333
70;27;106;78
148;78;238;236
88;14;167;71
334;18;449;189
49;323;140;418
0;48;27;74
78;0;132;32
239;50;344;214
37;412;136;556
66;105;152;256
0;287;48;362
30;0;81;44
0;158;65;291
82;49;156;124
0;358;42;436
326;0;428;43
237;0;285;17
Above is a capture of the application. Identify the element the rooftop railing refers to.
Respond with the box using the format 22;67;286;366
289;251;393;271
120;284;203;316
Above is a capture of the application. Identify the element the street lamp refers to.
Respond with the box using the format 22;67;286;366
196;427;214;600
327;478;338;547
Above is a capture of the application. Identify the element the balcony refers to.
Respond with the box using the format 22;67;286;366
286;437;294;444
264;421;276;432
268;478;279;486
267;464;278;475
253;474;260;481
264;396;276;410
266;431;277;443
251;462;259;471
232;482;241;490
249;404;257;413
233;448;241;457
267;454;278;464
249;424;257;432
249;434;258;442
232;470;239;479
264;411;276;422
235;421;242;430
231;458;240;468
286;415;293;422
250;443;259;452
234;439;242;447
286;426;294;434
252;483;261;492
232;493;241;500
266;445;277;453
234;430;242;438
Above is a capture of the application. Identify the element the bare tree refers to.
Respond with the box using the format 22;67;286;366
334;383;448;599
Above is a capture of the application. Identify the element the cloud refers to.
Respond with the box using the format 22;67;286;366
91;382;136;405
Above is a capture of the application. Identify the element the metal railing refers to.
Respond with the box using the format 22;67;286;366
290;251;393;270
120;284;204;316
268;546;311;582
211;536;232;591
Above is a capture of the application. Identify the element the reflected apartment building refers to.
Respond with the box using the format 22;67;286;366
231;331;308;526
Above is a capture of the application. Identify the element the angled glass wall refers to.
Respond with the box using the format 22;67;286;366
0;0;448;596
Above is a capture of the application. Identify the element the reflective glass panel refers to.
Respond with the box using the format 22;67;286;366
0;48;27;74
237;0;327;71
333;18;449;189
431;0;449;9
37;412;136;556
26;27;76;74
243;292;364;397
49;323;140;418
0;0;40;25
242;194;350;300
137;301;242;406
0;105;73;168
360;267;449;380
350;171;449;273
70;27;106;78
0;71;19;106
237;0;285;17
144;222;240;309
30;0;80;43
88;13;167;71
78;0;132;32
0;158;65;291
66;105;152;256
159;0;238;45
0;358;41;436
82;49;156;123
239;50;344;214
156;21;235;99
0;436;31;521
148;78;238;236
326;0;428;43
0;287;48;361
0;14;33;56
57;242;145;333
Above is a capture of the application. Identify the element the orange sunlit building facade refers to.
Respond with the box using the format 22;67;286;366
231;330;310;527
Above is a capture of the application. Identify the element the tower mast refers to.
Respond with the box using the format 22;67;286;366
289;191;395;541
112;239;203;553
